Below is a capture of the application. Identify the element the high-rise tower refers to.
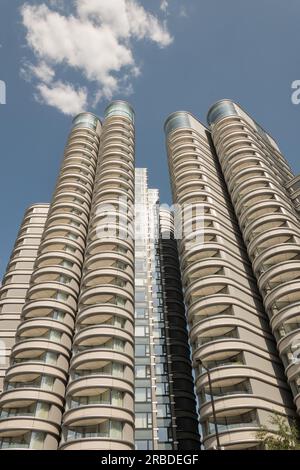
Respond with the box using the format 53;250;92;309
164;107;298;449
207;99;300;417
0;205;49;393
0;102;200;451
60;102;136;450
2;97;298;451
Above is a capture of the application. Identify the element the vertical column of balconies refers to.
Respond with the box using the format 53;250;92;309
208;100;300;416
0;204;49;393
165;111;296;449
60;102;135;450
159;208;201;450
0;113;102;450
285;175;300;213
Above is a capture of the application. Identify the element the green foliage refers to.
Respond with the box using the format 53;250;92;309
256;413;300;450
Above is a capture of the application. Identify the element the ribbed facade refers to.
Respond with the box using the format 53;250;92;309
0;101;202;451
164;109;297;449
60;102;135;450
3;97;297;451
0;102;140;450
207;100;300;417
0;112;102;449
0;205;49;393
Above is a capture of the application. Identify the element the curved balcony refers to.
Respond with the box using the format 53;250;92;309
0;116;101;449
209;110;300;415
69;352;134;381
0;429;58;450
60;102;135;450
165;111;297;447
59;421;134;450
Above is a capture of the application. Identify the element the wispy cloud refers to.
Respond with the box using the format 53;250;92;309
160;0;169;13
179;6;188;18
20;0;174;115
36;81;88;115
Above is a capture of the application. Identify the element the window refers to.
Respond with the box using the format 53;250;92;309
204;411;258;435
136;308;148;319
155;363;168;375
135;260;146;272
157;404;171;418
135;326;149;337
154;345;165;356
116;261;127;270
156;383;169;396
136;412;152;429
48;329;62;342
103;316;125;329
135;440;153;450
70;390;124;408
61;260;74;268
136;289;147;302
35;402;50;419
200;380;251;403
67;232;78;240
135;344;149;357
135;388;151;402
45;352;58;365
203;352;244;371
41;375;55;390
55;291;68;301
73;362;124;379
135;365;151;378
116;296;126;307
66;421;123;440
65;245;76;253
0;432;45;450
51;310;65;321
157;428;170;442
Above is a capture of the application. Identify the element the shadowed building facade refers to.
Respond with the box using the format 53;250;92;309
134;169;200;450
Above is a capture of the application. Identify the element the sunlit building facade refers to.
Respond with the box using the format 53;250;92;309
164;100;300;449
0;103;199;450
1;97;299;451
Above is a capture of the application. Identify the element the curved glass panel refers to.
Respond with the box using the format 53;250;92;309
72;113;100;130
207;100;237;126
105;102;135;123
164;112;192;136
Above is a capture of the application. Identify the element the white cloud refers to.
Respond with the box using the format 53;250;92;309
127;2;172;47
36;81;88;115
22;61;55;84
160;1;169;13
20;0;174;115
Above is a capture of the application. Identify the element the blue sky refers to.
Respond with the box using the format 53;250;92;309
0;0;300;279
